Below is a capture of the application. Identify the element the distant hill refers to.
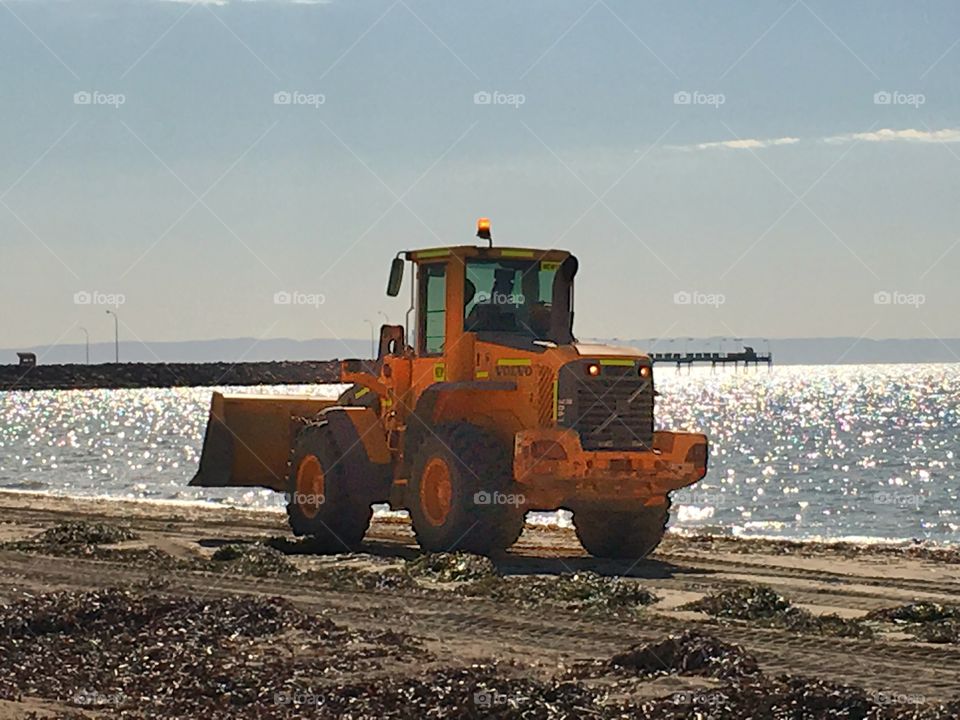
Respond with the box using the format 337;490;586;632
2;336;959;367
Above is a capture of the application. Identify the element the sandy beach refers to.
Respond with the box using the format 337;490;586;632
0;491;958;718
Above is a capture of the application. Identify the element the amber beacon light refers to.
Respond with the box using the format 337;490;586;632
476;217;492;245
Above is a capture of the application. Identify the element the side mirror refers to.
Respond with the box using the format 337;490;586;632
386;258;404;297
559;255;579;281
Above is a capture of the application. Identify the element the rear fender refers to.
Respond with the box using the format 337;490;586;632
512;429;709;510
402;381;519;471
653;430;709;479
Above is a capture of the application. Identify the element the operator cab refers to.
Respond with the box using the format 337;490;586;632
387;221;578;356
464;259;553;338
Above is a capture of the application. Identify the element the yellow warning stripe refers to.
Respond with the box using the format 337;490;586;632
475;370;489;379
414;248;450;259
499;249;535;258
497;358;532;366
599;359;636;367
552;378;559;422
354;387;371;399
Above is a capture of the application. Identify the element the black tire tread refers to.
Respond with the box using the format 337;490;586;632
574;500;671;559
285;421;372;552
408;423;524;555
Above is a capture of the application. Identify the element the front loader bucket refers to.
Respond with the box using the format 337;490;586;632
190;392;338;492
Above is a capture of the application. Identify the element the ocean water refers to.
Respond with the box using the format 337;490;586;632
0;364;957;544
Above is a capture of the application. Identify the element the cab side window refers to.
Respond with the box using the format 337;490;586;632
421;264;446;355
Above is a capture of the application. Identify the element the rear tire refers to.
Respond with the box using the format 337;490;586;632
574;501;671;559
286;422;372;552
408;424;524;556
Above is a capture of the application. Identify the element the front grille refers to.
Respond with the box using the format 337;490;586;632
557;361;654;450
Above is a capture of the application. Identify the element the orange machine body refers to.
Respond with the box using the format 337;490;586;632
336;245;708;515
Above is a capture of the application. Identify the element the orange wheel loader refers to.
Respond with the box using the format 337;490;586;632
191;220;708;558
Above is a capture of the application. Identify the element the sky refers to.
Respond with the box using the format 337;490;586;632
1;0;959;359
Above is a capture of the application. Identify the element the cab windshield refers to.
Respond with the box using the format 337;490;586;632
464;258;559;340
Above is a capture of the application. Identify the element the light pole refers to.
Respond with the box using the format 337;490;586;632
105;310;119;363
363;318;375;359
79;327;90;365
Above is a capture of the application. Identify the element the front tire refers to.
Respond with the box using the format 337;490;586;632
408;424;524;555
286;422;372;552
574;501;671;559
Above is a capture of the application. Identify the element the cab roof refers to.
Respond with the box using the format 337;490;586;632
404;246;572;263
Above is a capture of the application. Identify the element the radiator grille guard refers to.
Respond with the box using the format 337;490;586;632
556;361;654;450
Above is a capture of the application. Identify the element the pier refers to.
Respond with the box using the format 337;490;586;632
650;345;773;373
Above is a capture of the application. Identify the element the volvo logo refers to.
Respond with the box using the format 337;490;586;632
495;365;533;377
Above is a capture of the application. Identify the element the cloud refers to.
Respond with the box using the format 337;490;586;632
824;128;960;144
671;136;801;152
159;0;329;5
671;128;960;152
